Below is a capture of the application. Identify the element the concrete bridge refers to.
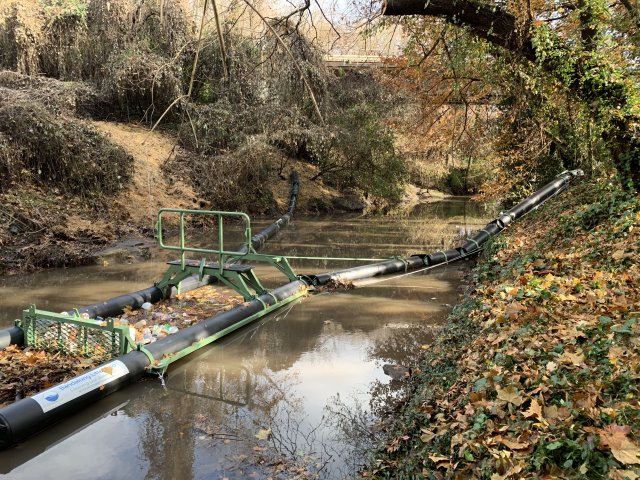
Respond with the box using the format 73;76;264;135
323;54;396;69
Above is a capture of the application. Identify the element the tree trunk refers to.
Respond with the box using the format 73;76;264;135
383;0;535;59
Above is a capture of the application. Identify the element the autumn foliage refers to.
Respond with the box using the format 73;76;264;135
381;0;640;195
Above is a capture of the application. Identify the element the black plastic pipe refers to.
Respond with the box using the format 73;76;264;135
68;274;211;319
0;350;150;449
0;327;23;350
146;280;306;358
310;170;583;283
71;286;164;319
310;255;425;285
461;231;490;253
483;222;502;236
0;395;130;474
237;171;299;254
0;170;582;448
460;170;582;255
427;248;463;267
0;279;309;449
0;172;301;349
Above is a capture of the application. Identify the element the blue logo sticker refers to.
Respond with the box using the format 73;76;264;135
45;393;59;402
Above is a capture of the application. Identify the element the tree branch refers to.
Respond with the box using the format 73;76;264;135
382;0;535;59
211;0;229;80
242;0;325;125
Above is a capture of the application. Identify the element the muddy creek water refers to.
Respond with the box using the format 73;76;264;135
0;200;490;479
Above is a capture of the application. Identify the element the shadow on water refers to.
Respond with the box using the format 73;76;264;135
0;200;491;479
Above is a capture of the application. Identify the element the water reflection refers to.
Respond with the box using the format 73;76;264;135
0;201;490;479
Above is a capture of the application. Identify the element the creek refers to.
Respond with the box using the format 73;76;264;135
0;200;490;479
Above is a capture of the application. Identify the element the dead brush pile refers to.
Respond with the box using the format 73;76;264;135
178;99;263;154
0;71;134;272
0;0;42;76
0;0;192;121
165;140;282;214
0;69;104;119
90;0;191;121
0;82;132;195
99;47;183;122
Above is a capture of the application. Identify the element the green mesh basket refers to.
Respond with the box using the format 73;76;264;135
19;305;133;362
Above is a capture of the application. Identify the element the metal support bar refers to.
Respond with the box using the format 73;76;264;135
155;209;299;300
155;267;193;299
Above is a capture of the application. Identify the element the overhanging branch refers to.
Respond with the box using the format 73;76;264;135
382;0;535;60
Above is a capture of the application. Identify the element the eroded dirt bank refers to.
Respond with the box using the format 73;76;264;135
0;67;449;277
0;118;194;275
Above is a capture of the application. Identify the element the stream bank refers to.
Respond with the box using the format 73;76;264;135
0;112;429;278
367;180;640;479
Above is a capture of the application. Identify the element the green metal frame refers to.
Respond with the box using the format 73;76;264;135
156;209;253;270
155;208;298;301
18;305;136;358
13;208;315;370
17;207;394;373
138;208;313;373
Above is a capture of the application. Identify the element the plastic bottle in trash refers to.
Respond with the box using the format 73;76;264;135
152;312;170;322
142;327;153;344
141;302;153;311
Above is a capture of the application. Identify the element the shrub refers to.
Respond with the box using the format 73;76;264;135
99;48;183;122
0;132;13;192
178;100;266;154
0;91;133;196
166;141;279;213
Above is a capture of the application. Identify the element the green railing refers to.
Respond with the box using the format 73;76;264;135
155;208;300;300
155;208;393;301
156;208;254;274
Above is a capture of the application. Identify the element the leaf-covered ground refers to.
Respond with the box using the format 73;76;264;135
366;180;640;479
